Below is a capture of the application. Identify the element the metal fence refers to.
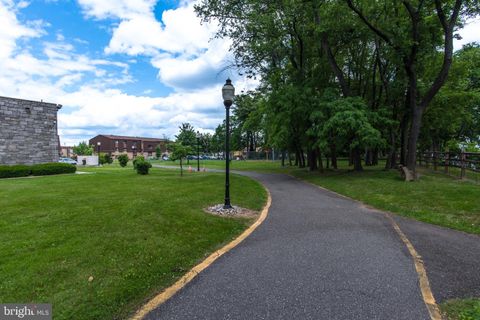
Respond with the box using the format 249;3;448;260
418;151;480;183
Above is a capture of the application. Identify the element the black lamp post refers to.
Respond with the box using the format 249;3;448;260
97;142;101;166
222;79;235;209
197;131;201;172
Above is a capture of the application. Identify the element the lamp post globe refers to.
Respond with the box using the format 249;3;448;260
222;79;235;209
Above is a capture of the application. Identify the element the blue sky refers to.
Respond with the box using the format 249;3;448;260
0;0;256;145
0;0;478;146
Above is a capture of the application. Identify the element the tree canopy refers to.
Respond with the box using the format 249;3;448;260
195;0;479;176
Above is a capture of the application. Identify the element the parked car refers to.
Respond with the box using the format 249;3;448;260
59;157;77;165
162;155;169;161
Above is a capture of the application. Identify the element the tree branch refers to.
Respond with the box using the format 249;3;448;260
345;0;393;47
420;0;463;109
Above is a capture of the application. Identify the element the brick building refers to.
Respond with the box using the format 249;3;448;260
60;146;75;158
0;96;61;165
89;135;168;159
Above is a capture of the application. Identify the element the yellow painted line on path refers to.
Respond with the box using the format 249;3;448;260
295;176;441;320
130;187;272;320
384;213;442;320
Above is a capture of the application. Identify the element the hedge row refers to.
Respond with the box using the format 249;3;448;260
0;163;76;179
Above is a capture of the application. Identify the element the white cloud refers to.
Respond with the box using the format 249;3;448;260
79;0;233;91
454;18;480;50
0;0;255;146
0;0;43;59
77;0;156;20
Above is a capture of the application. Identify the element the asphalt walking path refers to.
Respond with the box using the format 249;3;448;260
145;168;480;320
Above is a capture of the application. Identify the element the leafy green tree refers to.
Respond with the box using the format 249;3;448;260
169;143;193;176
73;141;93;156
175;123;197;148
421;44;480;152
196;0;479;178
346;0;473;176
155;145;162;159
211;123;226;154
199;132;213;153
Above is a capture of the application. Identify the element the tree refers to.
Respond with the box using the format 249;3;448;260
199;132;213;153
420;43;480;151
211;123;226;154
169;143;193;176
345;0;473;177
321;98;385;171
196;0;479;178
73;141;93;156
175;123;197;148
155;145;162;159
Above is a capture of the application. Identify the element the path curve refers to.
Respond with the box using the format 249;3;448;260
141;169;465;319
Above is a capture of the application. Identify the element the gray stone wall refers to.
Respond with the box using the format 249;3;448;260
0;96;62;165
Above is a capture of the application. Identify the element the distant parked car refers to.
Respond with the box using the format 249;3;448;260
162;155;169;161
59;157;77;165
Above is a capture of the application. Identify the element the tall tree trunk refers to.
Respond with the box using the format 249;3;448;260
365;148;373;166
317;148;324;173
329;139;338;169
406;106;423;174
299;148;306;168
313;4;351;97
399;110;409;166
353;147;363;171
372;148;379;165
385;130;397;170
308;148;318;171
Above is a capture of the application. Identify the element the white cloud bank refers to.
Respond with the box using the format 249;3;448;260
0;0;251;145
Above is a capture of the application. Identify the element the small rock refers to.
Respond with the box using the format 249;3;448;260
207;204;241;216
88;276;94;282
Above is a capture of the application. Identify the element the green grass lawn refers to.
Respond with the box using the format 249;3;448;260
0;166;266;320
441;299;480;320
151;159;290;173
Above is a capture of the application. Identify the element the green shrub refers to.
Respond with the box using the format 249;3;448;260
31;163;76;176
135;159;152;175
117;154;129;167
104;153;113;164
0;165;31;179
99;153;113;165
133;156;145;169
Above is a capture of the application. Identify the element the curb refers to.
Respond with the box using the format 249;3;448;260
130;185;272;320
